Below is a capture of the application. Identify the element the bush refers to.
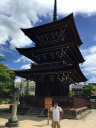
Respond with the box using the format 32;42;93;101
80;84;96;101
0;98;11;104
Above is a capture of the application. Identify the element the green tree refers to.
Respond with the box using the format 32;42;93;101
69;91;74;97
0;56;6;62
25;80;30;95
80;84;96;100
0;63;15;99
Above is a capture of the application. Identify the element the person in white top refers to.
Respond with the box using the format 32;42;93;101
50;102;63;128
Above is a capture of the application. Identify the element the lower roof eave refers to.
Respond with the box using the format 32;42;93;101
14;64;87;83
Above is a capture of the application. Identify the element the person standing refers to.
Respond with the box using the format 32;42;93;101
50;102;63;128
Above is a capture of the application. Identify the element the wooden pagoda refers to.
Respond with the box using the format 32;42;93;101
15;0;87;97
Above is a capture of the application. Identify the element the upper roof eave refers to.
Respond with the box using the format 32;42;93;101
20;13;82;46
21;13;73;33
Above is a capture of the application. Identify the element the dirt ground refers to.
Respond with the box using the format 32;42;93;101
0;104;96;128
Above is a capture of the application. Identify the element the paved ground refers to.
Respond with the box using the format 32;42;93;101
0;104;96;128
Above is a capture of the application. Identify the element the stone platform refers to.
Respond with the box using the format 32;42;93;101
63;107;90;119
17;96;88;119
17;106;89;119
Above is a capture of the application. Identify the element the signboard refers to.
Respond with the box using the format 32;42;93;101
45;98;52;109
45;97;52;125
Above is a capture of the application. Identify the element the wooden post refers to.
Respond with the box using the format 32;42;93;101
47;108;49;125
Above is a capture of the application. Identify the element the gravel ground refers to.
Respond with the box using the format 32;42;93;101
0;104;96;128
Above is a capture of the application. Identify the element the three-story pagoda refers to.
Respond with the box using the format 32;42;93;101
15;0;87;97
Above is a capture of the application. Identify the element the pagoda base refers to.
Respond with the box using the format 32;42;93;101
17;96;89;119
17;105;89;119
63;107;90;119
5;119;19;127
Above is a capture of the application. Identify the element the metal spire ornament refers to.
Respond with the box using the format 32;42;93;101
53;0;57;22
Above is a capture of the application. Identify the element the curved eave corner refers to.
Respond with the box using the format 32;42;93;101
20;28;27;35
16;48;23;55
76;64;88;82
71;13;83;46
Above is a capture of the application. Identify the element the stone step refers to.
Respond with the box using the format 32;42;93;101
27;110;41;113
25;108;45;117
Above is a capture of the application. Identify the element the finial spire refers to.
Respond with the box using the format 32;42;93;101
53;0;57;22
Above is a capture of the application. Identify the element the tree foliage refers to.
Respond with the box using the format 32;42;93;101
80;84;96;100
69;90;74;97
0;63;15;98
0;56;6;62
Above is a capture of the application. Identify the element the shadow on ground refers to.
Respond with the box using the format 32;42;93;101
0;125;5;128
0;111;47;122
32;124;48;127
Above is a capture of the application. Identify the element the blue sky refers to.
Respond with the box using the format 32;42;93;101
0;0;96;83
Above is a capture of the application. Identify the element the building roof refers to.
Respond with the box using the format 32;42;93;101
14;64;87;83
16;42;85;64
20;13;82;47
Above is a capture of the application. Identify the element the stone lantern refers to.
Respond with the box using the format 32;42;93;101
5;88;20;127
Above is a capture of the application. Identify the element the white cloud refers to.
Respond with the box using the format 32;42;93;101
81;45;96;82
88;77;96;83
0;0;11;16
15;77;21;83
89;45;96;54
14;56;33;63
0;53;5;57
80;49;89;57
0;15;32;48
21;64;31;69
0;45;12;54
34;0;96;16
0;0;96;49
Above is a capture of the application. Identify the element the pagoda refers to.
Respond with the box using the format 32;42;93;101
15;0;87;97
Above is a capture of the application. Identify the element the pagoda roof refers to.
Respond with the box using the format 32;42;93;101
14;64;87;83
16;42;85;64
21;13;83;46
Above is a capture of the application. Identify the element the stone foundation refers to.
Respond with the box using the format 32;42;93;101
18;96;88;119
63;107;89;119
